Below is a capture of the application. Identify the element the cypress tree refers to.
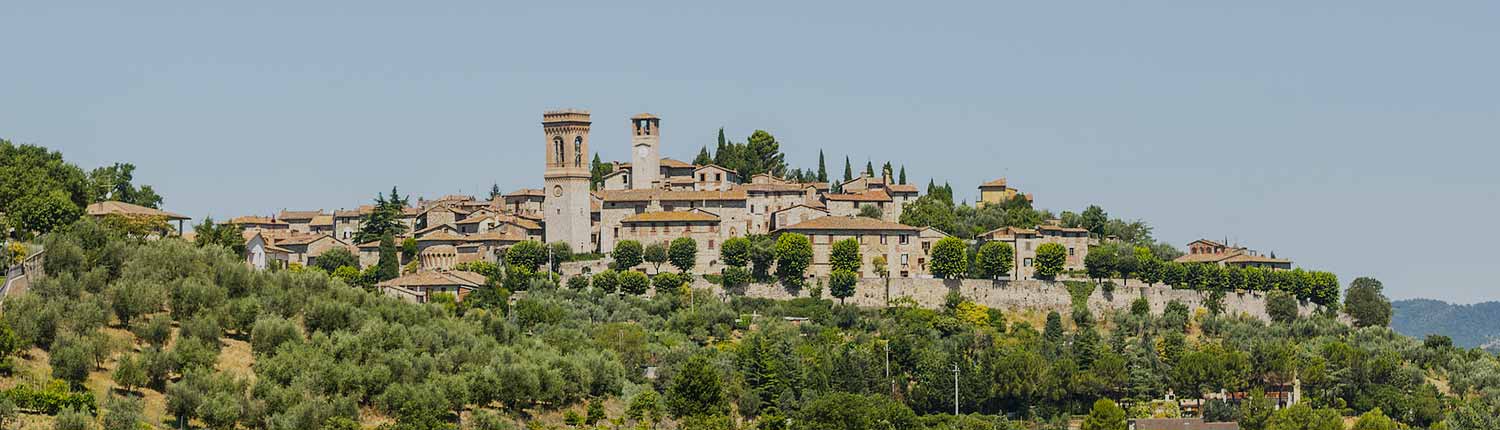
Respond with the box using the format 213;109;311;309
864;161;874;177
694;146;712;165
898;166;907;184
843;157;853;182
377;234;399;281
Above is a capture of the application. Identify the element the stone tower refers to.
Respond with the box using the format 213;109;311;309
542;109;593;252
630;113;660;189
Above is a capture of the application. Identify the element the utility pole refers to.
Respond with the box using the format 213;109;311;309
952;363;960;416
885;341;894;397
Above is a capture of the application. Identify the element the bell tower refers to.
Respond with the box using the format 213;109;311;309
630;113;661;189
542;109;593;252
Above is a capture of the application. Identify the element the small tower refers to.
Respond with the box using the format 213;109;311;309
542;109;593;252
630;113;661;189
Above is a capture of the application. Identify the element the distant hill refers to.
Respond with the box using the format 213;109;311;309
1391;299;1500;351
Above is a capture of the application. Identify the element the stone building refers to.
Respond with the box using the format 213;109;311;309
1174;239;1292;270
377;270;485;304
614;209;725;271
775;216;926;278
978;225;1090;279
630;113;661;189
277;210;324;233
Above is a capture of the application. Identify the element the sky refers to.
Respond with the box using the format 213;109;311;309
2;2;1497;303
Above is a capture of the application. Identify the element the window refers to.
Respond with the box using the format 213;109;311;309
900;254;909;266
715;173;722;181
553;137;565;166
880;235;887;245
1024;258;1032;267
1069;247;1075;256
708;239;715;249
899;235;910;245
574;137;583;166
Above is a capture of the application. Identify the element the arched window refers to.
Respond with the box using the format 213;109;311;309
553;137;564;166
574;136;583;167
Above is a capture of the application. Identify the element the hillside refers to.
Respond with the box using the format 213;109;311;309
1392;298;1500;351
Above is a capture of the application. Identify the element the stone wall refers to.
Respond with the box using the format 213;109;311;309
693;277;1317;322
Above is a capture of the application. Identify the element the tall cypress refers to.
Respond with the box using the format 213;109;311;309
864;161;874;177
843;157;853;182
817;150;828;182
377;234;399;281
898;166;907;184
694;146;712;165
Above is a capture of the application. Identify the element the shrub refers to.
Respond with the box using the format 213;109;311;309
612;240;643;270
618;271;649;295
652;272;684;295
975;241;1015;280
250;316;302;355
592;270;619;294
1266;290;1299;324
567;275;590;290
721;266;751;293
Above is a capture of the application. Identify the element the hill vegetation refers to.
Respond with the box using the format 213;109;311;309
1;218;1498;429
1392;299;1500;352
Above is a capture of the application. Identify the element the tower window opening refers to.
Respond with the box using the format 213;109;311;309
553;137;565;167
574;136;583;167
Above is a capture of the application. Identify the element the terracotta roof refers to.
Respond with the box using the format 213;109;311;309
507;218;543;230
310;215;334;227
741;183;807;193
602;169;629;179
979;178;1008;188
1189;239;1227;248
377;270;486;288
802;182;830;191
694;164;733;173
86;201;190;220
231;216;287;226
414;223;457;236
622;211;722;223
778;216;918;232
980;226;1038;238
277;210;324;220
631;112;659;120
273;233;338;246
1222;253;1292;264
667;177;696;185
803;199;827;209
1037;225;1089;234
455;214;492;225
505;188;545;198
887;184;919;193
417;231;467;242
824;189;892;202
598;188;747;202
334;205;375;217
839;175;886;188
660;158;694;168
771;204;829;215
357;240;382;249
264;244;294;254
463;231;528;243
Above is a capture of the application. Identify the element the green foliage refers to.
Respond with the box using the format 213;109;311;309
1;380;96;414
830;238;862;274
53;406;93;430
193;217;245;255
567;275;590;290
652;272;685;295
773;233;813;287
1;141;91;235
8;189;83;235
828;270;858;304
1351;408;1396;430
354;187;409;244
1033;243;1066;279
797;392;918;430
707;129;788;181
548;241;573;272
1266;290;1299;324
857;204;883;219
1081;399;1126;430
591;269;619;294
313;246;359;273
618;270;649;295
612;240;644;270
930;237;968;279
507;240;547;272
669;237;698;274
666;354;728;418
102;395;145;430
1265;404;1342;430
720;237;751;268
377;234;399;282
1345;277;1392;328
642;241;668;272
974;241;1014;280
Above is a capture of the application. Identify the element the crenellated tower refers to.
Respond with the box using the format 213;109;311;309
630;113;661;189
542;109;593;252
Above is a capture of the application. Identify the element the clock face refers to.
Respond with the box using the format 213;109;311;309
637;146;649;158
552;186;563;197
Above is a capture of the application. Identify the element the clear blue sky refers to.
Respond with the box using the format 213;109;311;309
2;2;1496;302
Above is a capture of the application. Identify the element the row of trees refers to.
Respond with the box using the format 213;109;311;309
1084;242;1341;307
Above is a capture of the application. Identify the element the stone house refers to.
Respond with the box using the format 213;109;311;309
978;225;1090;279
615;209;726;271
377;270;485;304
824;189;895;221
277;210;324;233
1174;239;1292;270
309;214;335;235
273;233;351;268
692;164;738;191
775;216;925;279
770;203;829;231
332;206;369;242
85;201;191;235
243;231;291;270
503;189;545;216
231;216;289;232
745;183;817;234
597;188;751;256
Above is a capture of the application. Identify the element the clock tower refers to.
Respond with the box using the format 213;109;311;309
630;113;661;189
542;109;593;252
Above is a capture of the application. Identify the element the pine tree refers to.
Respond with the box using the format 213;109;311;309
489;183;501;200
898;166;907;184
693;146;712;165
817;150;828;182
843;157;853;182
864;161;874;177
